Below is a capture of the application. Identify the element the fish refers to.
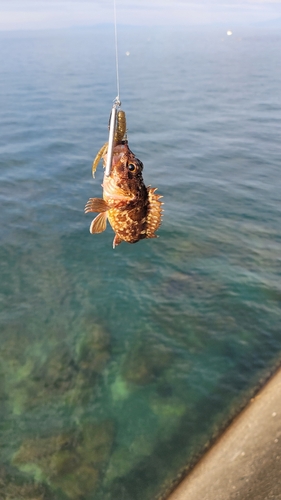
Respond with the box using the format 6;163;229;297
85;142;163;248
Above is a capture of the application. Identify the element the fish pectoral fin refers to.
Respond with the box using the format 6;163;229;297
90;212;108;234
113;234;123;249
85;198;109;213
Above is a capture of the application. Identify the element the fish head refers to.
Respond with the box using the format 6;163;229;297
103;143;145;207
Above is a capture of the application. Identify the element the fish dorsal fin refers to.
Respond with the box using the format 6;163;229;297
85;198;109;213
90;212;108;234
146;187;163;239
113;234;123;249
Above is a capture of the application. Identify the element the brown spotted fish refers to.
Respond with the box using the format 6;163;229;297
85;142;163;248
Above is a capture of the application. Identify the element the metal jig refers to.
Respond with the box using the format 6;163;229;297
105;100;119;177
92;100;127;178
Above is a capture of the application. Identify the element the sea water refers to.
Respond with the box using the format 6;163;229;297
0;25;281;499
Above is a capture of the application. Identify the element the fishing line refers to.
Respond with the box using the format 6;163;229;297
105;0;121;176
113;0;121;105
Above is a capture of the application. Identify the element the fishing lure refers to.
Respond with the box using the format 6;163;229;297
92;110;127;177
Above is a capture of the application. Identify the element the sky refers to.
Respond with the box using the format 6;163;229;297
0;0;281;31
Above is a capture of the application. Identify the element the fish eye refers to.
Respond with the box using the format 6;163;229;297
128;164;136;171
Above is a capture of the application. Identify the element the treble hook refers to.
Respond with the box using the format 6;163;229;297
105;97;121;177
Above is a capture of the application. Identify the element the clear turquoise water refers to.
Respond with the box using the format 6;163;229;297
0;25;281;499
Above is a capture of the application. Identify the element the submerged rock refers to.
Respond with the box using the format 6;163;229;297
105;434;154;484
77;420;115;467
150;393;186;430
51;464;99;499
3;320;111;413
121;340;173;385
1;483;52;500
12;419;115;499
0;465;54;500
105;446;134;482
13;431;79;479
76;323;110;375
6;345;79;414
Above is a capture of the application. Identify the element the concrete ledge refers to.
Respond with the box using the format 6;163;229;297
168;367;281;500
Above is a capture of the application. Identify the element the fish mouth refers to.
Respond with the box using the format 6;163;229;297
103;177;133;202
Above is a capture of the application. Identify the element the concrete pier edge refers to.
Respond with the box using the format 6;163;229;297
164;363;281;500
